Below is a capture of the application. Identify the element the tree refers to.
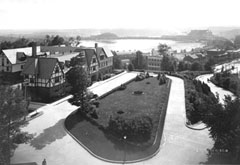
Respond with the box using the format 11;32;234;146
50;35;64;46
207;37;234;50
112;53;122;69
0;41;13;50
161;55;175;71
127;63;134;71
158;43;170;55
0;86;32;165
204;57;215;71
132;51;146;69
66;67;91;114
107;115;153;143
191;62;203;71
43;35;51;46
234;35;240;48
178;61;186;71
12;38;29;48
76;35;81;41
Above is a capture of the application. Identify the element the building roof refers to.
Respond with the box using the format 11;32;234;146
2;46;41;64
102;47;113;57
47;52;79;62
41;46;78;53
189;54;199;59
22;57;59;79
74;48;97;67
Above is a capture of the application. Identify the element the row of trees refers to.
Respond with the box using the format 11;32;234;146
0;35;67;51
211;71;239;96
42;35;65;46
0;38;35;50
206;35;240;50
184;72;240;164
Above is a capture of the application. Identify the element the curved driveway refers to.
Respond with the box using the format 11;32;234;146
196;74;235;104
11;75;213;165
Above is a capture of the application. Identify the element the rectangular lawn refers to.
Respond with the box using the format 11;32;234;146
97;77;169;138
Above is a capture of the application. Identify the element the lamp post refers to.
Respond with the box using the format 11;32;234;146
22;79;30;116
123;135;127;165
23;79;29;101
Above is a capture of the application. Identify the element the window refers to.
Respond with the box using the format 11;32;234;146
6;67;9;71
6;60;9;64
30;78;34;83
92;66;96;71
55;66;59;73
21;65;24;69
100;55;104;60
55;77;60;83
92;58;96;63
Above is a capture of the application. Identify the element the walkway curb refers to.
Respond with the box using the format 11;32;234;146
50;95;73;106
185;123;207;130
63;78;172;164
167;75;208;131
88;71;127;91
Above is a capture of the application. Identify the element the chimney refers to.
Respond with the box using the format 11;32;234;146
95;43;98;49
32;42;37;57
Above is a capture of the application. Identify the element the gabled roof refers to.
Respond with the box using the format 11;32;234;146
74;48;97;67
85;49;97;67
22;57;59;79
2;46;41;64
102;47;113;57
96;47;103;58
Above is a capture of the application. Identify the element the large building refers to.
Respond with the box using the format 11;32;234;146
40;44;113;81
74;44;113;81
0;46;45;73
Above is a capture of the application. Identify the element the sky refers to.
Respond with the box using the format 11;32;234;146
0;0;240;30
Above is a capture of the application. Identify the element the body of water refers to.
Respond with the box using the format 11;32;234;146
80;39;204;53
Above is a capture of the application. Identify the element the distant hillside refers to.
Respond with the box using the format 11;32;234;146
0;28;177;39
209;27;240;39
88;33;119;39
218;29;240;40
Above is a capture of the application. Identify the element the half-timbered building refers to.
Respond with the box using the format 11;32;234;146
22;57;66;102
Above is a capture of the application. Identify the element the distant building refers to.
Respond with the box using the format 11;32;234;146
206;49;225;57
146;55;162;71
187;30;214;40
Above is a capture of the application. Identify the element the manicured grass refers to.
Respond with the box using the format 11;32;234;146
97;77;168;142
65;77;171;162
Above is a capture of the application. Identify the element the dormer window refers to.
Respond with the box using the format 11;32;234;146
17;52;27;62
100;55;104;60
92;58;96;63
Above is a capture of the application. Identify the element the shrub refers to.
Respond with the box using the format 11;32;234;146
159;74;167;85
135;74;145;81
107;115;153;143
119;84;127;90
